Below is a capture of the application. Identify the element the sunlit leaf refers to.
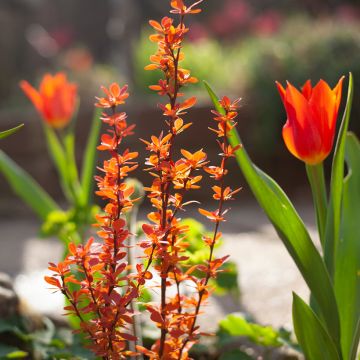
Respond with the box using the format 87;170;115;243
0;344;28;359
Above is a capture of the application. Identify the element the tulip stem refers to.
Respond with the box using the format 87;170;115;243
306;163;328;248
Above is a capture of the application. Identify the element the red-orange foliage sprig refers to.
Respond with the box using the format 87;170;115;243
45;83;146;359
137;1;211;359
177;96;242;358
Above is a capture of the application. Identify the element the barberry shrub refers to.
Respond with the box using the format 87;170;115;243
45;1;240;359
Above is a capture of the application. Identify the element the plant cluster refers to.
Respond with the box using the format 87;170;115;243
0;0;359;359
44;1;240;359
0;72;102;246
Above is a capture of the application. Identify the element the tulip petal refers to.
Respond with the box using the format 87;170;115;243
301;80;312;100
276;77;344;164
333;76;345;110
275;81;286;102
282;120;301;160
285;81;310;127
40;74;55;98
284;82;324;164
19;80;44;114
20;73;77;129
310;80;338;156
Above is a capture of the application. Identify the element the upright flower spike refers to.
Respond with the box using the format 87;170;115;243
178;96;240;358
45;83;145;359
276;77;344;165
20;73;77;129
137;1;209;358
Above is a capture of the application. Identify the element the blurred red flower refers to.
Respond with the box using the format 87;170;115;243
20;73;77;129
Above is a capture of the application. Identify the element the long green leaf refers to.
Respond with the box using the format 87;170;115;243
0;124;24;139
335;132;360;360
324;73;353;277
63;129;83;202
44;125;73;202
80;107;102;207
0;150;59;220
204;81;341;348
293;293;340;360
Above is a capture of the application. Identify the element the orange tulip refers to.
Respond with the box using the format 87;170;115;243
276;77;344;165
20;73;77;129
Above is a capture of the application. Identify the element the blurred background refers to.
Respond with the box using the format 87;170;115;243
0;0;359;354
1;0;359;207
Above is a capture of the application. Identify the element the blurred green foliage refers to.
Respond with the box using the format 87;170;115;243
218;313;284;347
217;313;298;359
179;218;240;300
134;16;360;152
0;315;93;360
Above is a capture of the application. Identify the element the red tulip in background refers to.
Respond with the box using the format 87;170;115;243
276;77;344;165
20;73;77;129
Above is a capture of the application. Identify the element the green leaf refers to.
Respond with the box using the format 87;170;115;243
219;349;253;360
293;293;340;360
5;351;28;359
80;107;102;207
63;128;82;201
219;313;282;347
0;345;28;359
204;81;341;348
324;73;353;278
334;132;360;360
0;150;59;220
44;125;73;202
0;124;24;139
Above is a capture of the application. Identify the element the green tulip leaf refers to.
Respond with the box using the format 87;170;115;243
324;73;353;277
334;132;360;360
293;293;340;360
80;107;102;207
64;129;81;197
0;150;59;220
44;125;74;202
0;124;24;139
204;81;341;348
